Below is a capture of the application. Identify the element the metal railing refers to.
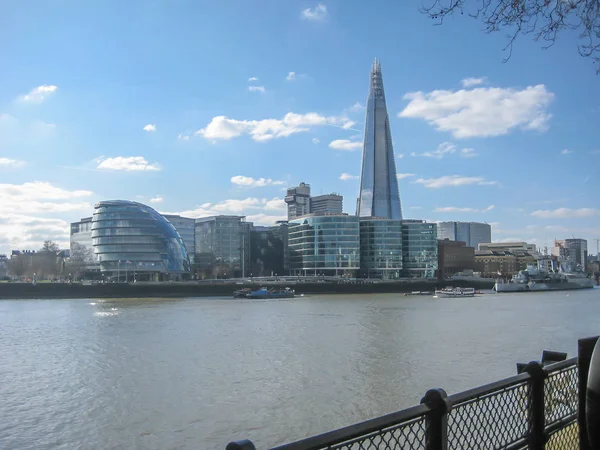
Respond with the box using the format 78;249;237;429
227;357;581;450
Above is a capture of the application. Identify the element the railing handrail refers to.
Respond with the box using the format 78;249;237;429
228;355;581;450
270;403;432;450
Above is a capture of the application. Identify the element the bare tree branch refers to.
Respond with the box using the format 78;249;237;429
420;0;600;73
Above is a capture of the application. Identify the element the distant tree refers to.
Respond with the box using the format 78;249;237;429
420;0;600;73
8;255;28;278
65;243;94;279
40;240;60;253
34;240;61;279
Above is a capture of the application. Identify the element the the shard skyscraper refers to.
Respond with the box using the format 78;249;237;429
356;59;403;220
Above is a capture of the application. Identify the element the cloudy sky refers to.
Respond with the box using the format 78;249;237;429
1;1;599;255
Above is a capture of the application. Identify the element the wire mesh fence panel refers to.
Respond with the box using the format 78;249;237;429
544;365;579;426
545;422;579;450
448;382;530;450
325;417;427;450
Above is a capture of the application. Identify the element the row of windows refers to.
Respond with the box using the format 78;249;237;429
92;228;163;237
92;220;161;229
97;253;164;262
95;244;163;253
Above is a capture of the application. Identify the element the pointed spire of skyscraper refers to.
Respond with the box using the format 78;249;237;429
356;59;402;220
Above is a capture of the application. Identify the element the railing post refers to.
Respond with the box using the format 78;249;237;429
226;439;256;450
579;336;600;450
421;388;451;450
524;361;546;450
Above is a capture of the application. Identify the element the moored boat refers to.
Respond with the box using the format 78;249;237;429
434;287;475;298
246;287;295;299
232;288;251;298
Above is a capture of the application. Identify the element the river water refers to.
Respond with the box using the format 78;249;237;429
1;290;599;449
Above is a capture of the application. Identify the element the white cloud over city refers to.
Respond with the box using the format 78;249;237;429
248;86;266;93
197;113;355;142
329;139;362;151
143;124;157;132
230;175;284;188
0;181;93;252
414;175;498;188
530;208;600;219
399;83;554;138
0;158;26;167
97;156;161;171
435;205;495;213
339;173;359;181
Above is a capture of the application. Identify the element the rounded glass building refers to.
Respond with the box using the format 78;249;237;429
92;200;190;281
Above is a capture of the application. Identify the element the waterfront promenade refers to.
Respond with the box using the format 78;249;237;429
0;278;495;299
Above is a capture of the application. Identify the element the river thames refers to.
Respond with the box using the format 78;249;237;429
1;289;599;449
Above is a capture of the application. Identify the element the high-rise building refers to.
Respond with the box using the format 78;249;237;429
163;215;196;264
249;225;285;277
285;182;311;220
310;194;343;215
288;213;360;276
356;59;402;220
359;217;403;279
437;221;492;249
437;240;475;280
270;220;289;274
401;220;438;278
552;239;588;270
479;242;538;253
194;215;249;278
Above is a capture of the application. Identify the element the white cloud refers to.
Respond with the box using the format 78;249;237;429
339;173;359;181
312;137;320;144
347;102;365;113
341;120;356;129
177;133;190;141
248;77;259;82
329;139;362;151
18;85;58;103
150;196;163;203
301;3;327;21
460;148;478;158
143;124;157;132
0;181;92;248
97;156;161;172
423;142;456;159
0;158;26;168
461;77;486;88
435;205;495;213
415;175;498;188
397;153;404;159
197;112;354;142
560;148;572;155
231;175;284;188
286;72;296;81
409;152;417;157
172;197;287;225
531;208;600;219
399;84;554;138
248;85;266;94
397;173;416;180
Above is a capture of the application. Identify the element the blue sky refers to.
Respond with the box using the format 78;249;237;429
1;0;599;255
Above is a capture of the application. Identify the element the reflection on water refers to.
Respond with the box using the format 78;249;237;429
0;290;599;449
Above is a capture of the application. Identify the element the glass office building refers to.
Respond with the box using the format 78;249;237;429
401;220;438;279
359;218;403;279
91;200;190;281
163;214;196;264
288;213;360;276
356;59;403;220
437;221;491;249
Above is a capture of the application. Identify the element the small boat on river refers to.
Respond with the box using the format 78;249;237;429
245;287;295;299
434;287;475;298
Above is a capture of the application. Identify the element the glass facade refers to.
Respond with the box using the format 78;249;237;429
357;59;402;220
92;200;190;281
163;215;196;264
288;214;360;276
437;221;491;249
359;218;403;279
194;216;249;278
401;220;438;279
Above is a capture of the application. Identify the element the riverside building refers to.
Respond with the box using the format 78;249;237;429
288;213;360;277
91;200;190;281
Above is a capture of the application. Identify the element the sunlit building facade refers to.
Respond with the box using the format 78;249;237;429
401;220;438;279
359;218;403;279
288;213;360;276
356;59;402;220
91;200;190;281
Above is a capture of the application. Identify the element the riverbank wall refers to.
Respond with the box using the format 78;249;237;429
0;280;495;299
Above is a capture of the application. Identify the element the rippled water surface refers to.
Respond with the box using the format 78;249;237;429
1;290;599;449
